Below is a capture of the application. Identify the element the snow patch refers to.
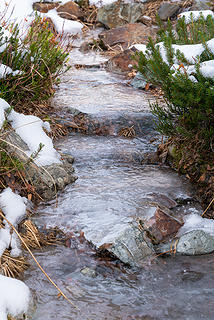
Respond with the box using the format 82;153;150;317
178;10;214;23
0;275;30;320
89;0;117;7
8;110;62;166
42;9;83;35
178;213;214;237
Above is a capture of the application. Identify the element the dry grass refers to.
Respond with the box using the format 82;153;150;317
119;126;136;138
1;250;29;278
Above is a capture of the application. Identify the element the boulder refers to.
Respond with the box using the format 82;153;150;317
97;2;146;29
98;222;154;267
57;1;83;20
33;2;60;13
157;3;180;21
99;23;155;50
4;131;77;201
157;230;214;255
141;207;183;244
105;48;137;75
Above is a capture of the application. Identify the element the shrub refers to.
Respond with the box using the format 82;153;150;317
0;15;70;109
135;14;214;155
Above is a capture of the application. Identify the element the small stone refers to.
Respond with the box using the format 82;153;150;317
143;207;183;244
57;1;83;20
131;71;147;90
81;267;97;278
33;2;59;13
158;3;180;21
106;49;137;75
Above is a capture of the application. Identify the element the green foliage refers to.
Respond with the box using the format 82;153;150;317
135;13;214;154
157;13;214;45
0;15;70;108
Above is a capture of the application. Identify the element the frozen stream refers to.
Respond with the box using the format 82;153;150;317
24;39;214;320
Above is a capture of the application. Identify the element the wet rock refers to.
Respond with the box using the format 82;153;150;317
141;207;183;244
99;23;156;50
158;3;180;21
57;1;83;20
33;2;59;13
131;71;147;89
81;267;97;277
180;270;204;282
157;230;214;255
98;222;154;267
105;48;137;75
4;131;77;201
144;193;178;209
97;2;146;29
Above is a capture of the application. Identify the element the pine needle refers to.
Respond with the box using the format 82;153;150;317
201;197;214;217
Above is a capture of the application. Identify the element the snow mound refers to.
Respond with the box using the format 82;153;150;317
178;213;214;237
43;9;83;35
0;275;30;320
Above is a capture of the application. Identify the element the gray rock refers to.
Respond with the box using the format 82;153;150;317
131;72;147;90
98;222;154;267
158;3;180;20
97;2;146;29
4;131;77;201
157;230;214;255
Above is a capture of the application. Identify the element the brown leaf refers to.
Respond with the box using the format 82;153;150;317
57;293;62;299
145;83;150;91
198;172;206;183
99;243;113;250
28;194;32;201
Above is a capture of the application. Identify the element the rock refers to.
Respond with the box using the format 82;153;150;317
157;230;214;255
99;23;155;50
98;222;154;267
4;131;77;201
131;71;147;89
81;267;97;277
105;48;137;75
158;3;180;21
143;193;178;209
191;0;214;10
141;207;183;244
33;2;60;13
57;1;83;20
97;2;146;29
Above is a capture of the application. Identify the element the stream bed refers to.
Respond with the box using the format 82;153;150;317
24;35;214;320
